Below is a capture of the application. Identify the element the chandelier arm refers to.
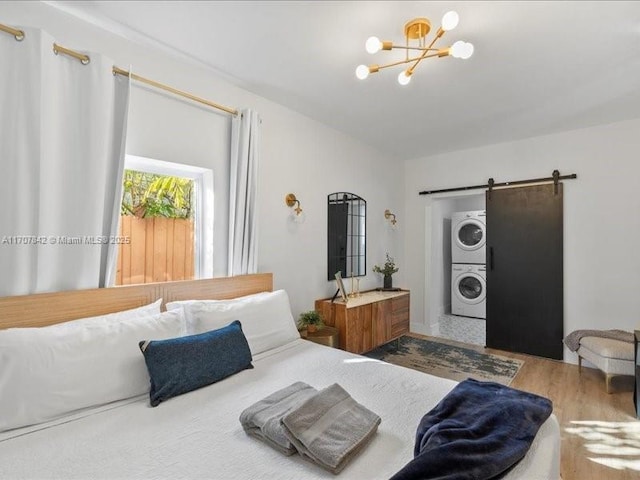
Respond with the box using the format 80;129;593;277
391;46;440;52
407;34;443;74
376;54;438;70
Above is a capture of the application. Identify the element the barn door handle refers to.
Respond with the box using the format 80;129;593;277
489;247;494;270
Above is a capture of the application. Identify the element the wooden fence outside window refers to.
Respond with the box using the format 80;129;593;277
116;216;194;285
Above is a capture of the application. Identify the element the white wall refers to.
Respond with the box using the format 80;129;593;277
1;2;404;319
405;118;640;361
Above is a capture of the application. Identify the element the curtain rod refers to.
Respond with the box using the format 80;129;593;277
53;43;90;64
1;22;237;116
112;66;238;116
418;172;577;195
2;22;89;64
0;23;24;41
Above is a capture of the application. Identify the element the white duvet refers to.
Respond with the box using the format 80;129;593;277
0;340;560;479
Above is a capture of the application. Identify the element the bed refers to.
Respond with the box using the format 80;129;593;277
0;274;560;479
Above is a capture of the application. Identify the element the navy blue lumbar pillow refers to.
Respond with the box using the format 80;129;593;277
139;320;253;407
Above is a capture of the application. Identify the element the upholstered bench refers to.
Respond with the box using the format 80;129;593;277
577;336;635;393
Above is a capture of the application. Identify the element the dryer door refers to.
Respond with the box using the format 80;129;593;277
454;273;486;305
455;219;486;251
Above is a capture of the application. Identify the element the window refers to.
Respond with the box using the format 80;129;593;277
116;155;213;285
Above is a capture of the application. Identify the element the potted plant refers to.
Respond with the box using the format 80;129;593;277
373;253;399;289
298;310;324;333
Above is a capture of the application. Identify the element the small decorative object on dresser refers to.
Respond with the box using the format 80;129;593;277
300;325;340;348
298;310;324;333
373;253;399;290
334;271;349;302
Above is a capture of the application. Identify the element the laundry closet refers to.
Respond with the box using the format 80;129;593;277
426;180;565;360
426;194;486;346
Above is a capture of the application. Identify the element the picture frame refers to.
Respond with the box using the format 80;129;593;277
334;271;348;303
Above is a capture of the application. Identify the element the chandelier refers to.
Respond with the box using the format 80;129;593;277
355;11;474;86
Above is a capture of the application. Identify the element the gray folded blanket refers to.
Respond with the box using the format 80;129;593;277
563;329;634;352
239;381;318;455
281;383;381;474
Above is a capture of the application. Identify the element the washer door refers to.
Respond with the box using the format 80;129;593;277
455;219;486;251
454;273;486;305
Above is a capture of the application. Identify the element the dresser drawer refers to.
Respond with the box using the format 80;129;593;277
391;294;409;326
391;319;409;338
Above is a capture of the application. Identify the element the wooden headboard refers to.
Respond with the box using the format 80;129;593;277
0;273;273;329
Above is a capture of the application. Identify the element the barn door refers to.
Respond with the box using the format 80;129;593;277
486;183;563;359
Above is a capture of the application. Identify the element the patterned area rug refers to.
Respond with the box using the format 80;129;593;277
364;335;524;385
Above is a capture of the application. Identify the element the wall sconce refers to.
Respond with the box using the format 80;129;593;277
285;193;305;223
384;209;397;226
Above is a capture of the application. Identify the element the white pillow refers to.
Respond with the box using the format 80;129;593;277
61;298;163;327
165;291;271;313
0;308;184;433
173;290;300;356
165;291;271;332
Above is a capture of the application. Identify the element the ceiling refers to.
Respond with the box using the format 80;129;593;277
51;1;640;161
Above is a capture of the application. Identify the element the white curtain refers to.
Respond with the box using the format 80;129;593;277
0;27;130;296
228;109;261;275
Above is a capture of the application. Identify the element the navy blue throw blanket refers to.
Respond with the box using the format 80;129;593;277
390;379;552;480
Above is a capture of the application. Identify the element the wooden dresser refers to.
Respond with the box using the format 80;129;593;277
315;290;410;354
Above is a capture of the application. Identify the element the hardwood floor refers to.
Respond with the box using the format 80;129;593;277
408;333;639;480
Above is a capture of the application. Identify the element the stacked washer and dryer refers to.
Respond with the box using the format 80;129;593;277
451;210;486;319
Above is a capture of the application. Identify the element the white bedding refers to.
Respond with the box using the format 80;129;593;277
0;339;560;479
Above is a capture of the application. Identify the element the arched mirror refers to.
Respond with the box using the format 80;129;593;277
327;192;366;281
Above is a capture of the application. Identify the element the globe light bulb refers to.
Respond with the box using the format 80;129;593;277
450;41;474;59
441;11;459;31
365;36;382;54
355;64;369;80
290;210;306;224
397;70;412;86
450;40;465;58
460;42;474;59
